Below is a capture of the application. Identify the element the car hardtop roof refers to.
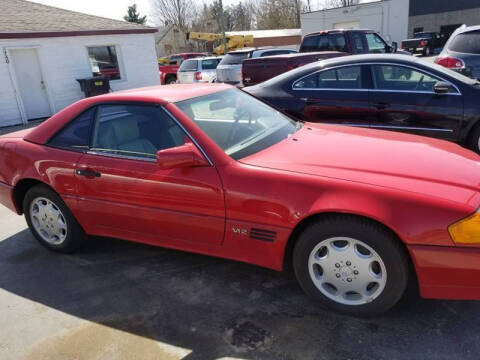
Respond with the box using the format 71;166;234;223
289;53;421;73
190;55;223;61
457;24;480;34
94;83;233;104
170;52;208;57
304;29;375;37
244;51;344;61
227;47;275;54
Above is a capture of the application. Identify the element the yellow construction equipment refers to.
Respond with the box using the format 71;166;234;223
186;32;254;55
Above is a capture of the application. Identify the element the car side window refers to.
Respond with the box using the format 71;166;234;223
352;33;366;53
293;66;362;90
372;65;446;93
365;33;387;53
90;104;186;160
48;108;95;150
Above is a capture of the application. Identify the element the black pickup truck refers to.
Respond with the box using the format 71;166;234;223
242;29;404;86
401;32;446;57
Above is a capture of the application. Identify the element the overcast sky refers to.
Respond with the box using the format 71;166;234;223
29;0;371;25
29;0;244;24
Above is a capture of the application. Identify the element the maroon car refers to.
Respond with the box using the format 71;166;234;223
242;29;403;86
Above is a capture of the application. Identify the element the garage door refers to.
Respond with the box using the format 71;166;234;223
334;21;360;30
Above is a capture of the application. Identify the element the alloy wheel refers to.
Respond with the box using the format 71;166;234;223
308;237;387;306
29;197;68;245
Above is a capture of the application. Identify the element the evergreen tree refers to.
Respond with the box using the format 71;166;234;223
124;4;147;25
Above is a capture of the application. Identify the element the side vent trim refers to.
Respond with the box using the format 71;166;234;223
250;228;277;242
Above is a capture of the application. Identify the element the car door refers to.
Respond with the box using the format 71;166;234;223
74;103;225;246
291;65;376;126
368;64;463;140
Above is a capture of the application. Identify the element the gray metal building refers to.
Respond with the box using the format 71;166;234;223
409;0;480;37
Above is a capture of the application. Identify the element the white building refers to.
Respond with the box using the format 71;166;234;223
301;0;410;45
1;0;159;128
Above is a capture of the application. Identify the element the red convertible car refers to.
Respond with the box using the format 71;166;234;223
1;84;480;316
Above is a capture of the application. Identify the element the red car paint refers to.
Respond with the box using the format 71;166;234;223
1;83;480;300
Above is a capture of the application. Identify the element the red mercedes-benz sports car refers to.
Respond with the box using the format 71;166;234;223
1;84;480;316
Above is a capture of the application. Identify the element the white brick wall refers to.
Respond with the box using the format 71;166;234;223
0;33;159;127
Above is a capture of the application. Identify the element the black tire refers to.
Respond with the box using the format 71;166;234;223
23;184;85;253
467;123;480;154
293;215;409;317
165;76;177;85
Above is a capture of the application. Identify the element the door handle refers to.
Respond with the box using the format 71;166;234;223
76;169;101;178
374;102;390;110
301;98;315;105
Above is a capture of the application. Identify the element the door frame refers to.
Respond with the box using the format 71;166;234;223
5;45;55;124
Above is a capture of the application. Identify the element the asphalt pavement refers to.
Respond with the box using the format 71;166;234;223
1;204;480;360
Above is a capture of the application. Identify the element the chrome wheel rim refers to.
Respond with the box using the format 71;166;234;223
29;197;67;245
308;237;387;306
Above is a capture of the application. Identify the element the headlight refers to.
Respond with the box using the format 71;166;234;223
448;210;480;245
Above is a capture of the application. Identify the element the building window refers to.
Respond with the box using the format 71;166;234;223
88;46;121;80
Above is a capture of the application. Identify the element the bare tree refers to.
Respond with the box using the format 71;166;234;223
256;0;304;30
327;0;359;8
150;0;194;31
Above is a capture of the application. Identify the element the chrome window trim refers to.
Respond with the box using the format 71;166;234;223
291;62;462;96
162;107;214;167
86;150;157;162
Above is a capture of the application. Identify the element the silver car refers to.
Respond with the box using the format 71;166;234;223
177;56;223;84
436;25;480;80
216;48;297;87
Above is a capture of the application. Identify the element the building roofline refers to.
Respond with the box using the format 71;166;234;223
0;28;157;39
302;0;388;15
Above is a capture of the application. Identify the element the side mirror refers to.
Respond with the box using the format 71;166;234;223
391;42;398;53
434;81;451;95
156;143;210;170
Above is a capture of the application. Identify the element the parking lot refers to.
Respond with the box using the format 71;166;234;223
1;204;480;360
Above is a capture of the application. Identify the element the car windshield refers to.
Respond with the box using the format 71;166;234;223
201;58;221;70
175;89;300;160
219;52;250;65
300;33;347;52
449;30;480;54
178;59;197;72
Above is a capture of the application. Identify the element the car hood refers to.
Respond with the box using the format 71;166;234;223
241;123;480;197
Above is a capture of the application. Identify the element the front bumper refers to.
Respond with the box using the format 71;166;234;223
409;244;480;300
0;181;17;214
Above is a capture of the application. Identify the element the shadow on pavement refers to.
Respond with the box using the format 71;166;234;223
1;229;479;359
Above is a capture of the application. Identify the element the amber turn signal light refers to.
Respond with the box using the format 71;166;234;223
449;211;480;245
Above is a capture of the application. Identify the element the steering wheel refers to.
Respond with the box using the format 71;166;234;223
227;107;253;147
414;75;425;91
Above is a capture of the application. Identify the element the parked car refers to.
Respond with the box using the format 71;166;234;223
242;29;407;87
1;84;480;316
177;56;223;84
245;53;480;153
159;52;208;85
401;32;446;56
216;48;297;86
435;25;480;80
